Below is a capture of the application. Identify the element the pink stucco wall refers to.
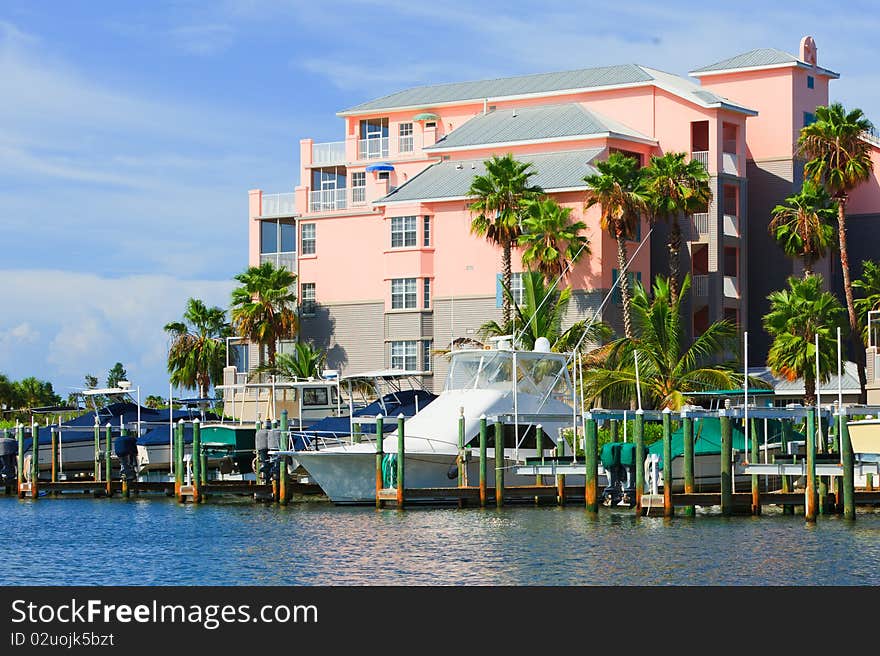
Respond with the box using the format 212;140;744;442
847;145;880;215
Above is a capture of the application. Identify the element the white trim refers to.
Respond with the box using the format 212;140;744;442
690;61;839;79
425;131;657;153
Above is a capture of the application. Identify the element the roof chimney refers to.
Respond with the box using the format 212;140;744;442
799;35;817;67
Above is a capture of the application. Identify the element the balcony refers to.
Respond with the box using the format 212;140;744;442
351;186;367;206
312;141;346;166
689;212;710;241
358;137;389;160
693;275;709;297
723;214;740;238
723;276;740;299
398;135;414;154
722;152;738;176
308;188;347;213
691;151;709;170
260;252;296;273
261;192;296;218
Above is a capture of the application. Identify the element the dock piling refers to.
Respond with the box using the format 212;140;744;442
535;424;544;492
720;410;732;516
104;423;112;498
634;410;645;514
17;424;24;499
396;414;405;509
781;419;794;514
494;419;504;508
805;408;818;522
192;419;201;504
662;408;673;518
279;409;289;506
30;424;38;499
556;434;565;506
750;418;760;515
585;414;598;513
682;414;695;516
479;415;487;507
175;420;184;501
50;427;58;484
839;411;855;520
375;414;384;509
457;408;465;508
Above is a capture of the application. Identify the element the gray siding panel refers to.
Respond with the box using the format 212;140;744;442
299;301;385;377
384;312;424;341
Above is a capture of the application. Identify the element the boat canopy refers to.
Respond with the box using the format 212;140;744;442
443;349;571;399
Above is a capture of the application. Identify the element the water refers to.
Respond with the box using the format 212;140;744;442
3;496;880;585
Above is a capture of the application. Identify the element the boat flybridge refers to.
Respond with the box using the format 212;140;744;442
289;336;588;504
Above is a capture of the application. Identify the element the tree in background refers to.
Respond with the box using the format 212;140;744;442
768;180;837;277
165;297;231;399
517;197;589;281
852;260;880;346
144;395;166;409
763;275;846;406
106;362;128;388
13;377;61;410
251;341;327;381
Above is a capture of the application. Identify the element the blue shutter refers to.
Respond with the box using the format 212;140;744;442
496;274;503;308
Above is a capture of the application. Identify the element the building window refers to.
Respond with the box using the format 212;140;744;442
301;282;316;316
423;278;431;309
425;121;436;128
496;272;525;308
423;340;433;372
261;220;278;254
301;223;316;255
807;75;815;89
423;216;431;246
391;340;418;370
378;171;390;181
391;278;417;309
391;216;417;248
399;122;414;153
612;269;642;304
352;172;366;204
804;111;816;127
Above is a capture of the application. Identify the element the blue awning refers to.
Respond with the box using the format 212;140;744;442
365;163;394;172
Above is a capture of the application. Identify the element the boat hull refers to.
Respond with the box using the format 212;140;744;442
847;420;880;455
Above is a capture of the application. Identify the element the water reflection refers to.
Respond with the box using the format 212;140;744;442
1;497;879;585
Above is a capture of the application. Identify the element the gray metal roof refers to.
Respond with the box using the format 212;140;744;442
748;363;861;396
339;63;757;115
690;48;839;77
377;148;604;204
423;103;654;151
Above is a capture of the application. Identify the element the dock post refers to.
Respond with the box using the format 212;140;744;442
662;408;673;518
457;408;465;508
396;414;405;509
609;418;618;443
805;408;818;522
479;415;487;507
375;415;384;509
585;414;598;514
175;420;184;501
30;424;38;499
634;409;645;514
50;426;58;484
682;414;695;517
781;419;793;514
104;423;112;498
120;425;130;499
200;448;207;489
192;419;201;504
556;435;565;506
535;424;544;490
839;410;855;520
867;472;874;491
93;417;100;484
494;419;504;508
279;409;289;506
720;410;732;517
750;418;761;516
16;424;24;499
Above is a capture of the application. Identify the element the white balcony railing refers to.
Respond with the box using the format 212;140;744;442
311;141;346;165
398;135;414;153
690;212;710;239
260;252;297;273
351;186;366;205
693;275;709;297
723;214;739;237
723;275;740;299
308;188;347;213
261;192;296;218
722;152;738;176
691;151;709;170
358;137;389;160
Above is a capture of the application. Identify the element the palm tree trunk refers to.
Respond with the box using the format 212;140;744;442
668;216;682;303
804;375;816;408
502;241;512;327
617;235;633;339
267;339;277;368
837;197;867;401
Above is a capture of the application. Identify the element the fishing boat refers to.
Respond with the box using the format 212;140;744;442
844;417;880;455
290;338;587;504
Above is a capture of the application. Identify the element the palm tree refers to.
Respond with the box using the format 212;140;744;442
584;152;648;338
641;151;712;302
764;275;846;406
468;154;543;326
797;102;875;397
250;341;327;381
768;180;837;277
478;270;611;352
164;298;231;399
230;261;298;368
581;275;751;410
853;260;880;345
144;395;166;409
517;198;589;281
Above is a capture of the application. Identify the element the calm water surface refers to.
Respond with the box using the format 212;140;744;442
3;496;880;585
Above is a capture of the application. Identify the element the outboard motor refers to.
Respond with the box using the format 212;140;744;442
267;426;282;483
254;421;271;485
601;442;639;507
0;430;17;485
113;432;139;482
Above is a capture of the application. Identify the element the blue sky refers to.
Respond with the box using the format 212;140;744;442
2;1;879;399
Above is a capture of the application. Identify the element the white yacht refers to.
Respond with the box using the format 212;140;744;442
291;339;585;504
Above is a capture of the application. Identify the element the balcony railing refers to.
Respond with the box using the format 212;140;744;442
398;135;414;153
358;137;389;160
308;188;347;213
261;192;296;218
723;275;740;299
690;212;710;239
351;186;367;205
723;214;739;237
260;252;297;273
693;275;709;297
691;151;709;170
312;141;346;165
722;152;738;176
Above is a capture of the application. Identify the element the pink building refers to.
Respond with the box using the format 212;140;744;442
248;36;880;393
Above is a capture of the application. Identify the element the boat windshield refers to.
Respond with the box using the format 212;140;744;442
444;350;572;398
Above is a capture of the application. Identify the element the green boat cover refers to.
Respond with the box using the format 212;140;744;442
600;442;638;468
